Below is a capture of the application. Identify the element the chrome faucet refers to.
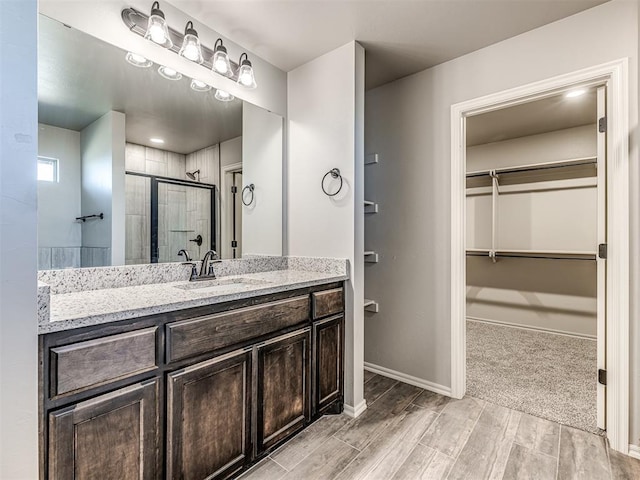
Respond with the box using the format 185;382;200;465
178;249;198;280
177;249;191;262
197;250;219;279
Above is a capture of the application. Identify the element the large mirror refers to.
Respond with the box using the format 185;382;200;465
37;14;283;270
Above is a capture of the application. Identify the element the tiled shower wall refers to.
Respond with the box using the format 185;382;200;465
124;143;219;265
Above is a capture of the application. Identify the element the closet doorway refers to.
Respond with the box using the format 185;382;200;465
450;60;630;452
464;86;605;433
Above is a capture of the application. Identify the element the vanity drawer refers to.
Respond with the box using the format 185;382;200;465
312;288;344;319
49;327;158;399
166;296;311;363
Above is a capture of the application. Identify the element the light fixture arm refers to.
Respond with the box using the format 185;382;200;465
184;20;196;36
122;6;242;81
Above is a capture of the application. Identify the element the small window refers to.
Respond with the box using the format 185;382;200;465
38;157;58;182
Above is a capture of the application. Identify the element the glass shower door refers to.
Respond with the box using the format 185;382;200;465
155;179;214;263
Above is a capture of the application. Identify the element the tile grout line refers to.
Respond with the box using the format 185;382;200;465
268;455;290;473
446;400;488;477
366;380;399;408
555;425;562;480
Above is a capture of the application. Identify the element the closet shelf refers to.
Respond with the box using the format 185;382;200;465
466;156;597;178
364;251;379;263
364;299;379;313
365;153;379;165
466;248;597;261
364;200;379;214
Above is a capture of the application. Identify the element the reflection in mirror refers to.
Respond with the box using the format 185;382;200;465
37;14;283;269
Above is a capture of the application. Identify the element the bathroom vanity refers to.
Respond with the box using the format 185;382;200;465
38;259;347;479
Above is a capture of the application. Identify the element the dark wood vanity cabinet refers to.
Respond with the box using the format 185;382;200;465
40;283;344;480
166;349;252;480
312;315;344;416
256;328;311;453
47;379;160;479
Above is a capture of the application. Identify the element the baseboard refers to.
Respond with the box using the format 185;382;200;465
628;444;640;459
343;399;367;418
466;316;597;340
364;362;452;397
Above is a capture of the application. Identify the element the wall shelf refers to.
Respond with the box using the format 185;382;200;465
466;156;597;178
364;251;379;263
365;153;379;165
364;200;379;214
364;299;379;313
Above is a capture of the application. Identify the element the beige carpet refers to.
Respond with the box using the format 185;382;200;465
466;320;600;434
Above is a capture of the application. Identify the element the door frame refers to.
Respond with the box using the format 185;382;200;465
450;59;629;452
221;162;243;259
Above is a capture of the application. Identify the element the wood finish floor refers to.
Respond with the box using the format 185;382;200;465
239;372;640;480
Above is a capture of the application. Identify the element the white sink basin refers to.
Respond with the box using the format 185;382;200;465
174;277;270;293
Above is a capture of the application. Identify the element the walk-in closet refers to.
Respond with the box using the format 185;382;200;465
465;86;606;433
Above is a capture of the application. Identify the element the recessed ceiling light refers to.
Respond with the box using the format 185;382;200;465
158;65;182;81
125;51;153;68
566;88;587;98
214;89;235;102
190;79;212;92
150;138;165;144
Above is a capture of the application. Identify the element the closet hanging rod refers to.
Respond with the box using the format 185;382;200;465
465;250;596;261
466;156;597;178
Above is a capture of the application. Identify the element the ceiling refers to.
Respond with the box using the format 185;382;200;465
170;0;608;90
466;89;597;146
38;15;243;154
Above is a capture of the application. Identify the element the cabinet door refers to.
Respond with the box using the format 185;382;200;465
256;328;311;453
166;348;252;480
313;315;344;416
48;378;160;480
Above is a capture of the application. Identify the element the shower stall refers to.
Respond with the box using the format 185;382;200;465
125;173;216;265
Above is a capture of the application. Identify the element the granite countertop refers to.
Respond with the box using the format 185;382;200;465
39;259;348;334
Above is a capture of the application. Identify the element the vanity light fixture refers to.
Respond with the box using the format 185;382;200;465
144;2;172;48
122;6;258;87
158;65;182;81
190;79;212;92
236;53;257;89
215;89;235;102
566;88;587;98
212;39;232;77
178;21;204;64
125;51;153;68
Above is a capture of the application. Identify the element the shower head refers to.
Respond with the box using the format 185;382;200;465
186;169;200;181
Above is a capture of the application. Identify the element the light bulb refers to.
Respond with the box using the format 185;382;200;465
236;54;257;89
237;65;257;89
179;23;204;64
149;23;166;43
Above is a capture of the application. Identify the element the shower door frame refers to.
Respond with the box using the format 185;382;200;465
126;171;217;263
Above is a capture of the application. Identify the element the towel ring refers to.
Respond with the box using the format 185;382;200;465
242;184;255;206
321;168;343;196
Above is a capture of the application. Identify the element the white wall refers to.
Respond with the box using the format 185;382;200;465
242;102;283;256
364;0;638;413
288;42;365;413
80;111;126;265
37;124;82;248
0;0;39;477
38;0;287;117
220;136;242;168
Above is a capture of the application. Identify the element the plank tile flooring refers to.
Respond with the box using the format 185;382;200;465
239;372;640;480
